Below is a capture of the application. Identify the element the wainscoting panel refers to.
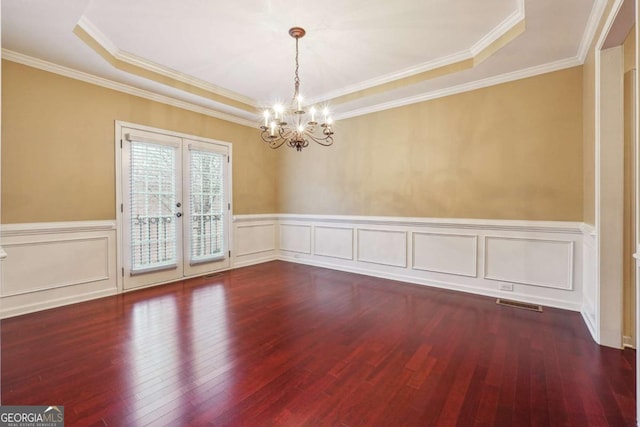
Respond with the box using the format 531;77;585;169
2;216;587;319
232;216;277;268
2;237;109;296
357;229;407;267
280;224;312;254
1;221;117;318
272;215;584;312
235;224;275;256
413;232;477;277
484;236;574;290
314;226;354;260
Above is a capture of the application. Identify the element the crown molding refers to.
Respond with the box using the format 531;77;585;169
1;49;256;128
311;1;526;105
335;56;582;120
577;0;608;62
311;50;472;105
469;0;525;56
76;16;257;108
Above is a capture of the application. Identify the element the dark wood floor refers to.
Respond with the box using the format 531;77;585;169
1;261;636;426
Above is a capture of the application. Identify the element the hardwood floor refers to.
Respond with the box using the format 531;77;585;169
1;261;636;426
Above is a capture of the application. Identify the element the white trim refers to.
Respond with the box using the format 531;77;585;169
316;50;471;104
235;224;276;256
233;214;583;312
411;231;478;278
233;214;280;222
581;308;598;341
0;215;586;320
115;121;233;291
623;335;636;349
313;225;355;261
580;222;597;236
1;288;117;319
279;254;582;312
593;0;625;350
1;49;256;128
75;16;119;56
279;223;312;254
577;0;609;62
483;236;574;290
356;228;408;268
1;236;110;297
232;254;278;269
469;0;525;56
76;16;256;108
275;213;582;233
336;57;582;120
1;220;116;236
0;247;6;260
312;0;525;104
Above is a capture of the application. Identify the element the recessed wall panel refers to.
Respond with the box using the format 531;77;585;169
484;236;574;290
2;237;110;296
314;226;353;260
280;224;311;254
357;229;407;267
413;232;477;277
235;224;275;256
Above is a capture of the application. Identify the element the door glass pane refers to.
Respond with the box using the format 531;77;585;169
190;149;225;263
130;141;178;272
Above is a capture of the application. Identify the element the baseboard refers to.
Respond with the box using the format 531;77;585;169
581;308;599;342
623;335;635;349
0;288;117;319
280;255;582;312
232;254;278;269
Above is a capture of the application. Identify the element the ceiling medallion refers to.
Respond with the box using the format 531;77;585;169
260;27;334;151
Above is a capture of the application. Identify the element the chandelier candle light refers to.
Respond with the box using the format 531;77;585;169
260;27;334;151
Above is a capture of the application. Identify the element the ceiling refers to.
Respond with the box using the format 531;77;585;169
2;0;605;126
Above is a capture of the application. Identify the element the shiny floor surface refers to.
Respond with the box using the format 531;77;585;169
1;261;636;426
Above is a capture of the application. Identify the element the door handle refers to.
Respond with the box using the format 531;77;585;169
176;212;183;218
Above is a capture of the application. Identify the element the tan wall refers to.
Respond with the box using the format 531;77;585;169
583;46;597;226
278;67;584;220
2;62;585;222
1;60;278;223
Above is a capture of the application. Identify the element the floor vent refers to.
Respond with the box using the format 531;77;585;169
496;298;543;312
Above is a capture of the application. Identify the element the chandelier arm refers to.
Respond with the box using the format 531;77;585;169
269;139;287;149
304;132;334;146
260;130;286;148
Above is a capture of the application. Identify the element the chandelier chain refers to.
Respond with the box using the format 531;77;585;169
293;37;300;101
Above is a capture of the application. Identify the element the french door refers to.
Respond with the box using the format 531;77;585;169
119;124;230;290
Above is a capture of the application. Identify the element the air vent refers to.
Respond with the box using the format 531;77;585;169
496;298;542;312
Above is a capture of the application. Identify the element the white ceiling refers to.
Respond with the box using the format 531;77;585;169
2;0;604;125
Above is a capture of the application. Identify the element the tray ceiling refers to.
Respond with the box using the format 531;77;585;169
2;0;604;125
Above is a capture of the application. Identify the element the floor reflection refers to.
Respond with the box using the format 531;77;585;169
127;294;185;424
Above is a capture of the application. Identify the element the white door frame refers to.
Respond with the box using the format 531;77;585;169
114;121;233;293
594;0;638;424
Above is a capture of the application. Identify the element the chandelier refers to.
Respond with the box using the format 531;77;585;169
260;27;334;151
